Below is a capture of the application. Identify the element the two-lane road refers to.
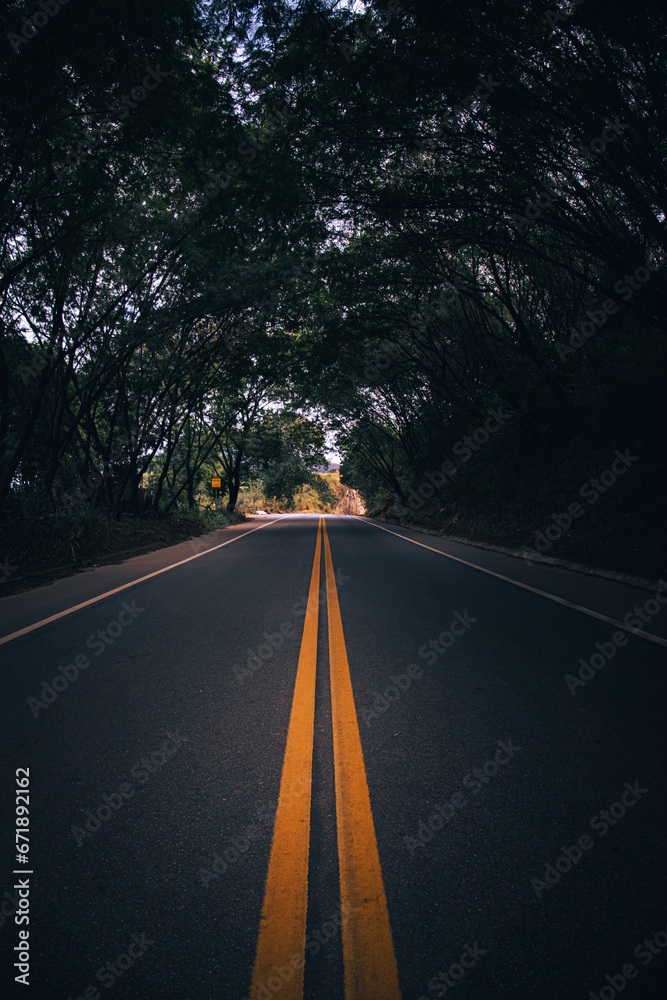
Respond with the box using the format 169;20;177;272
1;515;666;999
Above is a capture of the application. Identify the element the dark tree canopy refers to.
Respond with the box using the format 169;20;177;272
1;1;665;542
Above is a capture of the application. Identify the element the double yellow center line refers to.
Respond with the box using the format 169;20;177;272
249;518;401;1000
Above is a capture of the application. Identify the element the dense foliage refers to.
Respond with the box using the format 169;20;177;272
2;1;665;556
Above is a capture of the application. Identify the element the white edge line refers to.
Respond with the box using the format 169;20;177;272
0;517;282;647
355;517;667;648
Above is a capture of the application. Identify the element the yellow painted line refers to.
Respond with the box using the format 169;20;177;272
323;520;402;1000
0;517;283;647
249;517;323;1000
356;518;667;648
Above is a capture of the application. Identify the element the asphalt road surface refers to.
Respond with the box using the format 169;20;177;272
1;514;666;1000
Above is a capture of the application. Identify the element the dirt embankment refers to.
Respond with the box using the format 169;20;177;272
0;511;246;596
369;387;667;582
